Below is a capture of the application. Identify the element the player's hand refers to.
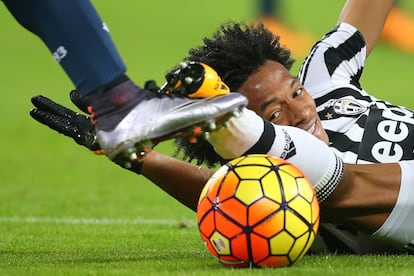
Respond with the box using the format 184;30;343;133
30;92;144;174
30;94;102;152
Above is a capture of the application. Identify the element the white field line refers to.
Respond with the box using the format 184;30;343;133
0;216;196;226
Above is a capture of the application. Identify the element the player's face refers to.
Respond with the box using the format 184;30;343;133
238;60;329;144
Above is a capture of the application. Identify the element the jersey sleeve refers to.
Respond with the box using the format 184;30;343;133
298;23;367;98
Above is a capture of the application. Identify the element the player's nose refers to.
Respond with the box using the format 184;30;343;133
288;102;316;131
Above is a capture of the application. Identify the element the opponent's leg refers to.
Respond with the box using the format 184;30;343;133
3;0;125;97
5;0;248;164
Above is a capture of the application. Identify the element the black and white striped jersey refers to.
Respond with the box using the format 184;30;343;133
299;23;414;165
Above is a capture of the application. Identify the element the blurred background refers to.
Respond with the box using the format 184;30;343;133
0;0;413;222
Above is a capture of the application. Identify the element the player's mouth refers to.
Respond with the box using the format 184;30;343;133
304;119;319;137
302;117;330;144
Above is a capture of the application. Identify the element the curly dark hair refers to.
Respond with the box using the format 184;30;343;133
174;21;295;167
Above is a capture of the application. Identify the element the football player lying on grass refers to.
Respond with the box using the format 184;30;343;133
164;0;414;254
30;0;414;254
30;85;412;256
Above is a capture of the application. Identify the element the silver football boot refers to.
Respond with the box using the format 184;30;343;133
96;92;247;167
90;62;247;167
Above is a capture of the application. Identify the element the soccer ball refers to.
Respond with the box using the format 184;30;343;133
197;154;320;268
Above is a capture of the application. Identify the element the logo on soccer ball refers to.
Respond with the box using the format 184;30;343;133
197;154;320;268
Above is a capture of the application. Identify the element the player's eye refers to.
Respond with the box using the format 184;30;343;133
269;110;282;123
293;87;303;98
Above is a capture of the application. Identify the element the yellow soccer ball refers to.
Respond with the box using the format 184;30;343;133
197;154;320;268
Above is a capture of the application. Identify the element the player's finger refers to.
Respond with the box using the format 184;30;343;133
30;108;73;135
31;95;78;118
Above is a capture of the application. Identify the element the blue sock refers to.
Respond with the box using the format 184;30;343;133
3;0;127;97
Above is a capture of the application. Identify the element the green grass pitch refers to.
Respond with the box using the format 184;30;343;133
1;1;414;274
